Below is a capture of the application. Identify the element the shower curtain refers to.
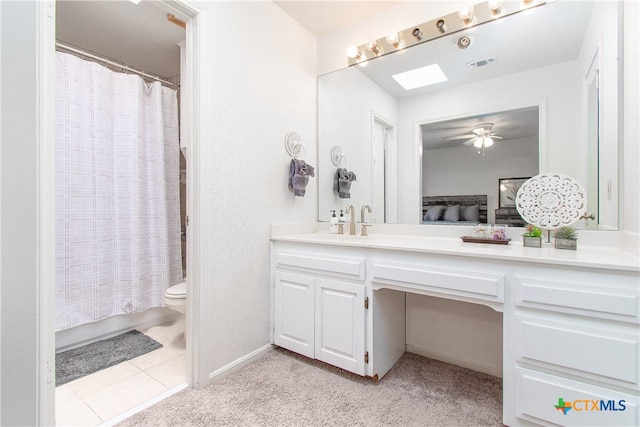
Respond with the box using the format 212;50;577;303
55;52;183;331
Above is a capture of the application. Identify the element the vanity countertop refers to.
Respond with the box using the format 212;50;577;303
271;224;640;273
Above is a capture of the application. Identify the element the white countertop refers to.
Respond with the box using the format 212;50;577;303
271;223;640;273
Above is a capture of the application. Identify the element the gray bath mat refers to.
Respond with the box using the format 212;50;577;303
56;330;163;386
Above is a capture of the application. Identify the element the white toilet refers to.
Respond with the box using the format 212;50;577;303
165;280;187;315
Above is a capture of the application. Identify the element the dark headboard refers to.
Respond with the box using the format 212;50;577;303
422;195;488;223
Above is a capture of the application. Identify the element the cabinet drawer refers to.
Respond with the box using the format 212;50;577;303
516;315;640;388
371;260;504;304
275;250;365;279
515;276;639;323
515;368;639;427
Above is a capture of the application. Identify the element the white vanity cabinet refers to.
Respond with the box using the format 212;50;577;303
272;243;367;375
506;265;640;427
270;230;640;426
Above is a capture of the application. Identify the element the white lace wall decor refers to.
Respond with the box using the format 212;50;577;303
515;173;587;229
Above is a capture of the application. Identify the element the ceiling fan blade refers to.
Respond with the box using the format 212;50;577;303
489;134;503;140
444;134;476;141
462;138;477;146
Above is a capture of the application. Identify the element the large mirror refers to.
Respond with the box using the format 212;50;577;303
318;0;620;230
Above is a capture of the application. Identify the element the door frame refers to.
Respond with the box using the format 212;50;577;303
37;1;208;423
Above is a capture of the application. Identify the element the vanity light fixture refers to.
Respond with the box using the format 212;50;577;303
458;5;475;25
386;32;404;50
346;0;554;66
366;41;384;57
346;46;368;66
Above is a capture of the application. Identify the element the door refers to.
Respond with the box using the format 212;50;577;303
315;279;365;375
274;271;315;358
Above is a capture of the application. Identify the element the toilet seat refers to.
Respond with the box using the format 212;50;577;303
165;281;186;299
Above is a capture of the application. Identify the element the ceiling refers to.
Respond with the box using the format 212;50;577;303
56;1;186;79
274;1;402;36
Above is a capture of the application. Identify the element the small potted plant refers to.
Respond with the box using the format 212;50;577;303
554;226;577;250
523;224;543;248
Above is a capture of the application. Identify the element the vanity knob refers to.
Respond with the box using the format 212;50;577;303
360;224;371;237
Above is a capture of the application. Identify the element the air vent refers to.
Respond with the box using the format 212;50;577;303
467;57;496;68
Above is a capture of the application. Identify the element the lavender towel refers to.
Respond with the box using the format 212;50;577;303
333;168;357;199
289;159;315;197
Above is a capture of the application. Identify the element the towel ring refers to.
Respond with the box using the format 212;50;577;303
330;145;346;167
285;131;304;158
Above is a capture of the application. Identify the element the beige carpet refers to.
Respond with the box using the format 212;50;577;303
118;347;502;427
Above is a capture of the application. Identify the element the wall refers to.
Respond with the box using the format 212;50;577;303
317;67;397;222
406;296;503;377
1;2;41;425
422;137;538;224
199;2;317;378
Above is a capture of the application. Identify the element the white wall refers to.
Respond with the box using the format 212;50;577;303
406;295;503;377
199;2;317;377
317;67;397;222
1;2;40;425
422;137;538;223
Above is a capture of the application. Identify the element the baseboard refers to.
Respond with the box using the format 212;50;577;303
406;344;503;379
55;308;179;353
208;344;274;383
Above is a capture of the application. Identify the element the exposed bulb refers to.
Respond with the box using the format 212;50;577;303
488;0;504;11
458;4;474;22
346;46;359;59
386;33;398;44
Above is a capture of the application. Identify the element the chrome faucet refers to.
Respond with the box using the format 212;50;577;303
345;204;356;235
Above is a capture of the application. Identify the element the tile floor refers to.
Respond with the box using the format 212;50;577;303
55;316;186;427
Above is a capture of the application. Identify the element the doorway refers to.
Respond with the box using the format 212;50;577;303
36;1;205;425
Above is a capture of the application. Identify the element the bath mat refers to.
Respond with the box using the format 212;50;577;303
56;330;162;386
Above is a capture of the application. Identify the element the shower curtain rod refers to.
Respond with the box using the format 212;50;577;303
56;41;180;89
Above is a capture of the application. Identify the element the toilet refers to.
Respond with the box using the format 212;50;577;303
165;280;187;315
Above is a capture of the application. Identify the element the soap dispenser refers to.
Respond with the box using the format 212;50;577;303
329;210;338;233
338;210;346;224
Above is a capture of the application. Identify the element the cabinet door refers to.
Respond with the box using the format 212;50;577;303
315;279;365;375
274;271;315;358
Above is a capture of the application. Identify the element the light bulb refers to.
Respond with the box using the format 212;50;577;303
386;33;398;45
488;0;504;11
484;137;494;147
346;46;359;59
458;5;474;22
474;137;483;148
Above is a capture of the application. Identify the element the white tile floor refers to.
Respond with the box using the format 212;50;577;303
55;316;186;427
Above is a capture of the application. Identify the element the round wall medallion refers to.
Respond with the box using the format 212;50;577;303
515;172;587;229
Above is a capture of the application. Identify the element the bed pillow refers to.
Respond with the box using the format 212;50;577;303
424;205;445;221
463;204;480;222
443;205;460;221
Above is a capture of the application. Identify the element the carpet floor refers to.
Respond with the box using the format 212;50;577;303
56;330;163;386
117;347;502;426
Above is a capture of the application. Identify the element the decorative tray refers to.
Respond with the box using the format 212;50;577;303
461;236;511;245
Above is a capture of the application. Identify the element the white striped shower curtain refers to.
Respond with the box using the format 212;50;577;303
55;52;183;331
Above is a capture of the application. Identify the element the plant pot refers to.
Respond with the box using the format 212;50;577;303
555;238;577;250
523;236;542;248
